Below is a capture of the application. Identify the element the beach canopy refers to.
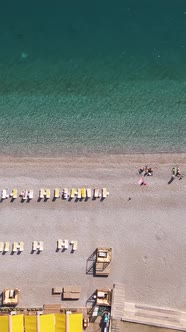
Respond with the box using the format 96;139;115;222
0;313;82;332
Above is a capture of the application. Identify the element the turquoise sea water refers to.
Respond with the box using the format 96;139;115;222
0;0;186;156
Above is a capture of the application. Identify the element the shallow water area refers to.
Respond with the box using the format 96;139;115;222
0;0;185;157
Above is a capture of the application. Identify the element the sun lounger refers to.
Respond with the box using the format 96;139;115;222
94;188;101;198
38;241;43;251
4;242;10;252
102;188;109;198
62;239;68;250
22;190;28;200
10;189;17;199
63;188;69;199
54;188;60;199
18;241;24;252
39;189;45;199
172;167;177;176
45;189;50;199
77;188;81;199
86;188;91;199
1;189;8;199
70;188;76;199
32;241;38;251
57;239;63;250
81;188;86;199
12;242;18;253
28;190;33;199
70;240;77;251
0;242;4;252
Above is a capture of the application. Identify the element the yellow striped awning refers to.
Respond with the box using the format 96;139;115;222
39;314;55;332
24;315;37;332
55;314;66;332
0;315;8;332
68;313;82;332
12;314;24;332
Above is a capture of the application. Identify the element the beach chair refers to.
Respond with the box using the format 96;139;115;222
32;241;38;251
63;188;69;200
39;189;45;199
70;188;76;199
28;190;33;199
23;190;28;200
45;189;50;199
86;188;91;199
0;242;4;252
93;188;101;198
54;188;60;199
18;241;24;252
38;241;43;251
81;188;86;199
102;188;109;199
62;239;68;250
12;242;18;253
70;240;77;251
57;239;63;250
4;242;10;252
11;189;17;199
172;167;177;176
77;188;81;199
1;189;8;199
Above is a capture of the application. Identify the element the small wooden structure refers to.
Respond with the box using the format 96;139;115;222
96;289;112;306
95;248;112;276
63;286;81;300
3;288;20;305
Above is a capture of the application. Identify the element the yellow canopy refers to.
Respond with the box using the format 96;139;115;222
55;314;65;332
68;313;82;332
0;315;8;332
39;314;55;332
12;315;24;332
24;316;37;332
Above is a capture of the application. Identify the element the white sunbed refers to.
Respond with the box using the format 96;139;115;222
45;189;50;199
38;241;43;251
0;242;4;252
23;190;28;200
77;188;81;199
18;241;24;252
54;188;60;199
12;242;18;253
28;190;34;199
102;188;109;199
62;239;68;250
1;189;8;199
86;188;91;199
32;241;38;251
39;189;45;199
94;188;101;198
70;240;77;251
57;239;63;250
63;188;69;200
4;242;10;252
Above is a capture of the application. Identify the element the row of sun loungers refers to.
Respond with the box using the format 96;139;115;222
0;241;24;253
32;241;44;252
1;189;33;200
57;239;78;251
1;188;109;200
0;240;77;253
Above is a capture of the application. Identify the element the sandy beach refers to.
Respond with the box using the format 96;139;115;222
0;153;185;310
